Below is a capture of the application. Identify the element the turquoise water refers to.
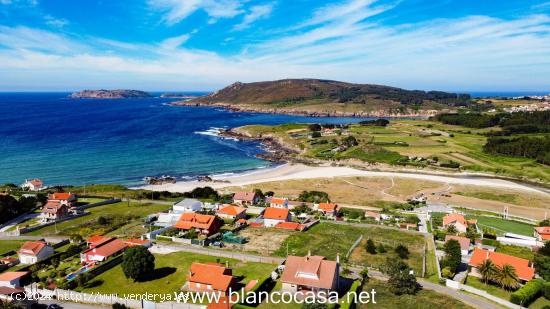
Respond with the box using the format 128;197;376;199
0;93;373;186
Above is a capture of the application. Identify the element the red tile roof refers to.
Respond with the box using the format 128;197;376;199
443;213;470;226
469;248;535;281
217;205;246;217
86;239;127;258
281;255;338;289
263;207;290;220
188;262;234;292
42;201;66;214
317;203;338;212
270;198;288;205
87;235;115;248
19;241;47;256
275;221;302;231
445;235;471;251
29;179;43;186
233;192;256;202
174;213;221;233
124;239;151;247
535;227;550;240
0;272;28;282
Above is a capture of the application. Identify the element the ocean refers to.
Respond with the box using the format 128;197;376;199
0;93;372;186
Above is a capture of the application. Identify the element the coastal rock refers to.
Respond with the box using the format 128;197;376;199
70;89;152;99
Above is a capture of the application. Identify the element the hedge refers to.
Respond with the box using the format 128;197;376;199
340;280;362;309
511;278;545;305
544;282;550;299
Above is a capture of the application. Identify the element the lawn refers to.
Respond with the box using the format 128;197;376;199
465;276;511;300
496;244;534;261
358;279;473;309
273;223;427;275
0;240;26;255
26;201;171;238
468;216;535;236
83;251;276;301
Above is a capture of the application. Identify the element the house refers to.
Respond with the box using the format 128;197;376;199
315;203;338;218
186;262;236;294
47;192;77;208
365;211;381;222
445;235;471;255
0;272;28;288
86;235;114;249
18;241;54;265
174;213;223;236
281;255;339;294
155;213;182;227
233;192;260;206
217;205;247;221
173;198;203;213
269;197;289;208
442;213;476;233
21;178;44;191
262;207;291;227
534;226;550;241
275;222;304;231
469;248;535;283
124;238;153;248
81;238;128;263
41;200;69;222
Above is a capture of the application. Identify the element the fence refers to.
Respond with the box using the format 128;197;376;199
150;244;284;264
345;235;363;261
77;198;121;211
19;212;90;234
445;279;523;309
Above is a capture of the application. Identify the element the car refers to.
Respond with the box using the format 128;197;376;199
47;304;63;309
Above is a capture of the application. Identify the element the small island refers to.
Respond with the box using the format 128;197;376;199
70;89;152;99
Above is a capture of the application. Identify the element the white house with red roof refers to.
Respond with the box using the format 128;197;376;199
0;272;28;288
17;241;54;265
315;203;339;218
217;204;247;220
21;179;44;191
269;197;289;208
535;226;550;242
186;262;236;294
47;192;77;207
80;237;128;263
233;192;260;206
442;213;477;233
262;207;291;227
41;200;69;222
469;248;535;283
281;254;339;294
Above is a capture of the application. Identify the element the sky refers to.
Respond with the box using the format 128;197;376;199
0;0;550;92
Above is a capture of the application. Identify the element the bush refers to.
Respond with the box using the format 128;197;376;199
511;278;544;306
112;303;129;309
544;282;550;299
122;246;155;282
365;239;377;254
395;244;409;259
311;131;321;138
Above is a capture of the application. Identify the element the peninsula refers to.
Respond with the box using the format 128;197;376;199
172;78;472;117
70;89;152;99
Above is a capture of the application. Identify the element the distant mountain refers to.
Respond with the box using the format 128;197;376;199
176;79;471;117
70;89;152;99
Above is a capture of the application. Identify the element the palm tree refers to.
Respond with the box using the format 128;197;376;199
446;224;457;234
477;259;497;284
496;264;520;291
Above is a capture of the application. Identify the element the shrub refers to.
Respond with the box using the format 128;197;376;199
544;282;550;299
510;278;544;306
311;131;321;138
365;239;377;254
395;244;409;259
122;246;155;282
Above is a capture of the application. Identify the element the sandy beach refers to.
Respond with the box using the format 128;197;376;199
135;163;549;194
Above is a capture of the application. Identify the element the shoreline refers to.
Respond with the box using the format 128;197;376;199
133;163;550;195
170;101;435;118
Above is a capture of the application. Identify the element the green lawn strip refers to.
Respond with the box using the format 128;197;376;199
465;276;512;301
528;295;550;309
273;223;426;274
82;252;275;302
495;244;534;261
468;216;535;236
25;201;171;237
358;279;473;309
0;240;26;255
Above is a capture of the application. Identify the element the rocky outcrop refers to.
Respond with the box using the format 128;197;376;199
70;89;152;99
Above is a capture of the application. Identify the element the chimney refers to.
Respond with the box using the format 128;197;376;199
336;253;340;264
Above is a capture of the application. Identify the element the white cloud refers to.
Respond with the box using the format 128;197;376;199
148;0;244;25
44;15;69;28
233;3;273;30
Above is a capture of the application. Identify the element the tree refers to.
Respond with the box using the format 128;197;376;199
395;244;409;259
292;204;310;215
535;242;550;280
341;135;358;147
496;264;520;291
443;239;462;273
383;257;419;295
122;246;155;282
377;243;386;253
359;268;369;282
311;131;321;138
446;224;457;234
308;124;322;132
539;219;550;227
365;239;377;254
253;188;265;200
478;259;498;284
112;303;130;309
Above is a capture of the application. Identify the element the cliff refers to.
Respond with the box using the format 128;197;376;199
70;89;152;99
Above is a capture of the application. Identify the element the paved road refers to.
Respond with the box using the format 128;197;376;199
0;212;40;232
40;300;109;309
418;279;502;309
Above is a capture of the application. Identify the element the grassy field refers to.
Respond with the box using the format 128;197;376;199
465;276;511;300
0;240;26;255
83;252;275;299
468;215;535;236
237;120;550;183
359;279;473;309
26;201;171;238
271;223;428;275
495;244;535;261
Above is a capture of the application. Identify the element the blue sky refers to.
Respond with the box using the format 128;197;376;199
1;0;550;91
